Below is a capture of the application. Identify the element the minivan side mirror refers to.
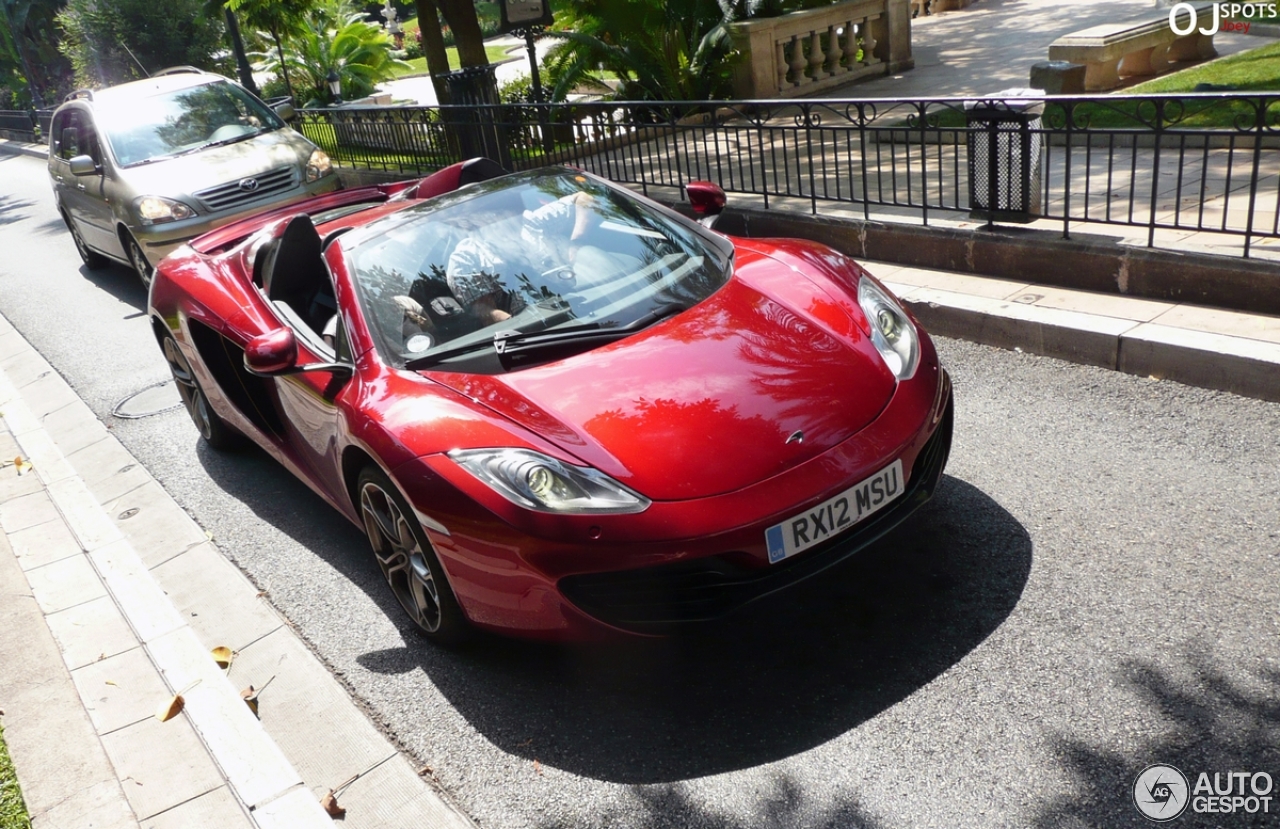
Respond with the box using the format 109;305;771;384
271;101;296;122
68;155;99;176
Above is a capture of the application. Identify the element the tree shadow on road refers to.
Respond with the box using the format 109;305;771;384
356;474;1033;784
1032;653;1280;828
0;192;35;226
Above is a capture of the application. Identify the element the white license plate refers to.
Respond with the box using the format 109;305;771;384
765;459;904;564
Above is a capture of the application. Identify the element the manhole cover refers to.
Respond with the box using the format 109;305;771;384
113;380;182;419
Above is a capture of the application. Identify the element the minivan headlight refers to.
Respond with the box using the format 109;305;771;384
306;149;332;182
136;196;195;225
858;276;919;380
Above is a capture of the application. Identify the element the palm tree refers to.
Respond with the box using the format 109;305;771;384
253;0;408;106
544;0;738;103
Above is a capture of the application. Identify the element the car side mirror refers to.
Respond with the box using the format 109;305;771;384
68;154;99;176
245;326;355;378
245;328;298;375
272;101;296;122
686;181;727;229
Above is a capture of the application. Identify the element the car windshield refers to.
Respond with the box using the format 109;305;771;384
97;80;284;167
343;170;734;372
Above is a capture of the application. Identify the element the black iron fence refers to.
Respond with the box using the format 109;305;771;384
282;94;1280;259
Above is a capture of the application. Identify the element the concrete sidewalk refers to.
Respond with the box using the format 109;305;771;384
0;311;473;828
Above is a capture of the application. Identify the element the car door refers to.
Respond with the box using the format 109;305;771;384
51;109;121;258
264;286;356;509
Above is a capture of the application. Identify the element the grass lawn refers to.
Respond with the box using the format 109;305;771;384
0;725;31;829
393;44;517;76
914;40;1280;131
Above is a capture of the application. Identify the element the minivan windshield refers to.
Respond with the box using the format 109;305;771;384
344;171;734;372
97;80;284;167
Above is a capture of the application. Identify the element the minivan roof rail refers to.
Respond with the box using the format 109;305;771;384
154;66;208;77
64;89;94;102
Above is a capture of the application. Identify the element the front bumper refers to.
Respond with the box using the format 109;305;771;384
559;394;953;631
132;174;341;264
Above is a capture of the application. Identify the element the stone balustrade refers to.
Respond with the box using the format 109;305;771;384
727;0;913;99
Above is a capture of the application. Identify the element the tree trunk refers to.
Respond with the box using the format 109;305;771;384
435;0;489;68
412;0;452;103
224;7;260;96
269;26;294;103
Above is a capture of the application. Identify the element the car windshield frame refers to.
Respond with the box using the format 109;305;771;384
340;170;735;374
96;79;286;168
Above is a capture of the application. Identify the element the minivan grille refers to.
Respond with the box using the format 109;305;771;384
195;166;298;212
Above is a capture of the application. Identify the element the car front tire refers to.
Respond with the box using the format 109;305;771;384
125;232;154;289
357;466;469;645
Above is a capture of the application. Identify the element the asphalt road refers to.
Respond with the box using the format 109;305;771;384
2;150;1279;828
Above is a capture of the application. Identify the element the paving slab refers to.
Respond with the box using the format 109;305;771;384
41;397;111;456
8;513;83;571
45;594;141;671
0;488;59;533
101;479;213;568
227;626;396;803
66;434;157;504
25;553;107;614
71;645;173;735
17;370;81;419
1148;302;1280;345
149;541;283;651
0;532;139;829
100;715;226;821
140;785;256;829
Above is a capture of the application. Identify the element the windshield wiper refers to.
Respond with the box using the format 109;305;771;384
404;305;685;371
403;337;497;370
493;304;685;359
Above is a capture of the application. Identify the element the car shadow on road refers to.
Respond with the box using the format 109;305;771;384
81;262;148;311
191;440;1029;784
360;473;1032;784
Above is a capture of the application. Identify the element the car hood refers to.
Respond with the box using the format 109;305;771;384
429;242;898;500
115;129;314;199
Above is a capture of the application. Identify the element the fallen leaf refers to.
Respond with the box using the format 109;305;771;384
156;694;184;722
255;591;267;598
14;456;32;476
417;765;433;777
240;685;259;718
105;680;118;686
533;759;542;775
211;646;234;668
320;790;346;818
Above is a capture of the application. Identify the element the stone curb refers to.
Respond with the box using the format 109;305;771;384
0;311;477;829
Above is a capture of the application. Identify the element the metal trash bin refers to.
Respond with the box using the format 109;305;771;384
440;65;511;168
966;90;1044;224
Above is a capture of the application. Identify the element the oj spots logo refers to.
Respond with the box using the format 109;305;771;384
1134;764;1190;822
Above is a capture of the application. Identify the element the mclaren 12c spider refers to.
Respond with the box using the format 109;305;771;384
148;159;954;643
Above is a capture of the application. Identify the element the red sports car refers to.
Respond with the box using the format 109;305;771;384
149;159;953;643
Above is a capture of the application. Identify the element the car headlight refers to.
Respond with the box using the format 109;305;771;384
449;448;650;514
858;276;919;380
306;149;332;182
136;196;195;225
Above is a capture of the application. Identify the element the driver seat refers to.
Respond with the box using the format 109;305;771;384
261;214;335;333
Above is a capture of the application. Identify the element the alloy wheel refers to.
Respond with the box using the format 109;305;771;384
162;336;213;441
361;481;443;633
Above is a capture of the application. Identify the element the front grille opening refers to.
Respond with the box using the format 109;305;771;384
195;166;298;213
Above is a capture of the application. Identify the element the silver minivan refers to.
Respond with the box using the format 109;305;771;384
48;67;340;287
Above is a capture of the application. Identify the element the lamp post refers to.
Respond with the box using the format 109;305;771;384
327;69;343;105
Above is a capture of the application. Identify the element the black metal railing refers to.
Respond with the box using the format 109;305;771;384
298;94;1280;258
